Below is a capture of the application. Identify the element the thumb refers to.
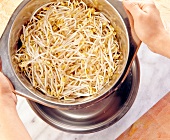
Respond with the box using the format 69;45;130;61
0;72;14;92
123;0;142;19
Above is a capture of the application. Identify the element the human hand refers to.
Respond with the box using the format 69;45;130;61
0;59;31;140
123;0;170;56
0;71;17;108
0;57;17;107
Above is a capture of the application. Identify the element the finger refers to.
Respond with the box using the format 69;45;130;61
4;75;14;90
0;72;14;93
123;5;134;29
123;3;141;47
0;58;14;90
123;0;143;18
0;72;17;104
140;1;158;13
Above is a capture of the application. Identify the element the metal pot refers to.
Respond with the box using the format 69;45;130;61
0;0;136;110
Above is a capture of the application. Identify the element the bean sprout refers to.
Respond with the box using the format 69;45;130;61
15;0;123;101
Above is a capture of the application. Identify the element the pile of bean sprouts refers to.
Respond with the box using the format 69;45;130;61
15;0;123;101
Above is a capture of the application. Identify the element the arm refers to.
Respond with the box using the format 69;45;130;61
123;0;170;58
0;72;32;140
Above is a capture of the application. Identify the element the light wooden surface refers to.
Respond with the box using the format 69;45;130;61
0;0;170;36
155;0;170;31
0;0;22;36
117;92;170;139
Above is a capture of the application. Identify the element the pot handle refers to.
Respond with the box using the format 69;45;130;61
12;90;57;108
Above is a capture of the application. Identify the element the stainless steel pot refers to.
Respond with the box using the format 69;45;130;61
0;0;137;109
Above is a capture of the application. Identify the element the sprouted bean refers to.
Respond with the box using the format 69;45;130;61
15;0;123;101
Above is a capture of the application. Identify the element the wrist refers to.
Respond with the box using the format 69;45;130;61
0;94;17;109
0;101;17;123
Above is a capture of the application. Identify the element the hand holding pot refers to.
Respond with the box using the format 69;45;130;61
123;0;170;58
0;59;31;140
0;58;17;108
